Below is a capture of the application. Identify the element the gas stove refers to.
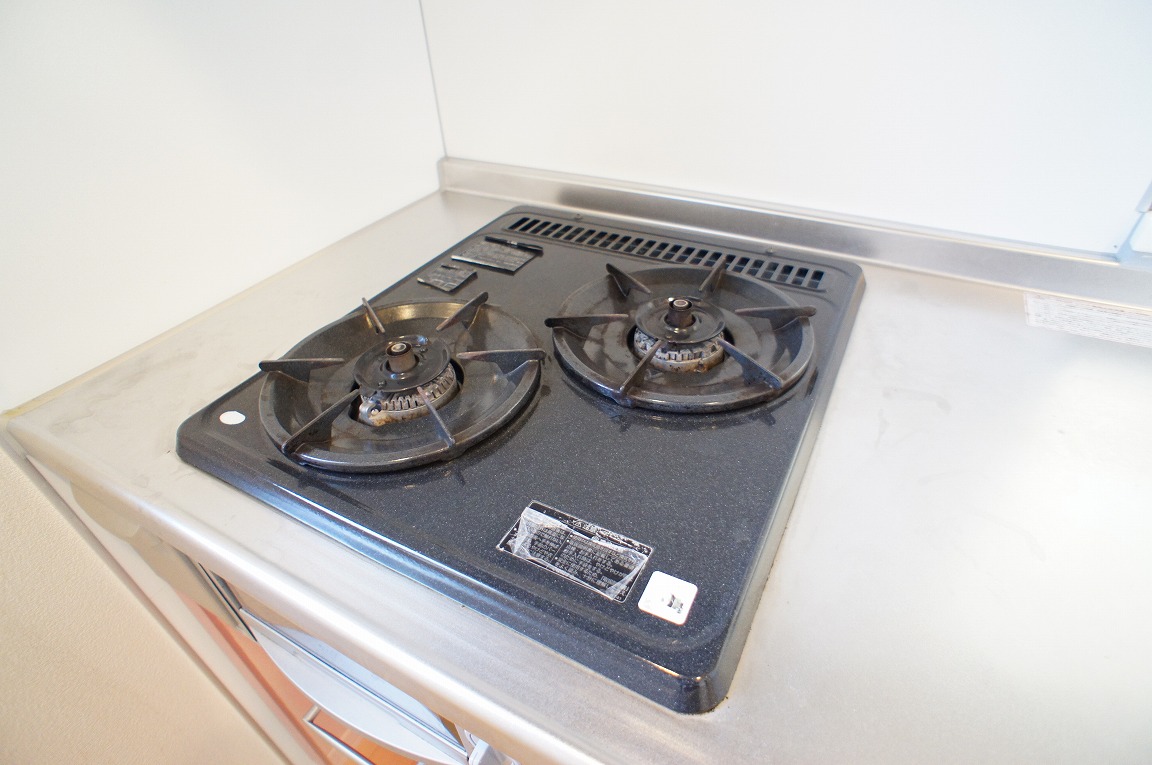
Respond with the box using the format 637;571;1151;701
177;206;864;712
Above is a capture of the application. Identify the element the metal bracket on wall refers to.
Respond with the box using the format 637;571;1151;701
1116;179;1152;270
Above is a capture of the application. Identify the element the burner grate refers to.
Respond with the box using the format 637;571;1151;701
256;295;544;473
545;261;816;412
505;215;825;290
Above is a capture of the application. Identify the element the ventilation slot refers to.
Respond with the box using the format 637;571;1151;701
505;216;826;290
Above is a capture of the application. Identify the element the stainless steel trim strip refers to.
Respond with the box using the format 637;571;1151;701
439;158;1152;309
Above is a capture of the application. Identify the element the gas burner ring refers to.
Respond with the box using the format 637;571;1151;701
358;364;459;425
632;327;726;373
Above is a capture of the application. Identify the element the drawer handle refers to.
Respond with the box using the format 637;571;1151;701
243;611;466;763
304;705;378;765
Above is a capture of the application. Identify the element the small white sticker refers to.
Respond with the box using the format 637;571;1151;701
638;571;698;626
1025;293;1152;349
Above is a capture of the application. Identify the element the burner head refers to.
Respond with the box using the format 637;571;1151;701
547;265;816;413
353;336;461;425
353;335;449;391
632;296;726;372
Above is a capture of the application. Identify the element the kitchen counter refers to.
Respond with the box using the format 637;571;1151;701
6;161;1152;764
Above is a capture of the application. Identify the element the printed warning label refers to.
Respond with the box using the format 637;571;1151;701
498;502;652;602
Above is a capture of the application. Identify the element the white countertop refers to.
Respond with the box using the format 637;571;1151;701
7;169;1152;764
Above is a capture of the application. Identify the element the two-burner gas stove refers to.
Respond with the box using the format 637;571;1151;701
177;206;865;713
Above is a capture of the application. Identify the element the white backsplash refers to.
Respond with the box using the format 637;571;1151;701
422;0;1152;255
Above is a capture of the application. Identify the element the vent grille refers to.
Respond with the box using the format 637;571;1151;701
505;216;825;290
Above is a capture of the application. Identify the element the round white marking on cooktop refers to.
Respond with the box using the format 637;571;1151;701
219;410;246;425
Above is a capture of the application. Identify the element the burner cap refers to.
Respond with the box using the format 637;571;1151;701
634;296;725;344
351;335;450;389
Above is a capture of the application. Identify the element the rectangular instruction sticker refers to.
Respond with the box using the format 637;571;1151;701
417;263;477;293
452;240;537;273
498;502;652;602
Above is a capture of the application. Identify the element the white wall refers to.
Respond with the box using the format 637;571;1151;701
0;2;442;761
0;0;443;412
422;0;1152;254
